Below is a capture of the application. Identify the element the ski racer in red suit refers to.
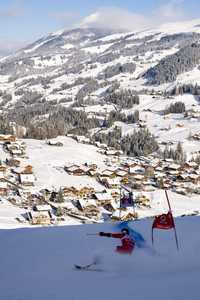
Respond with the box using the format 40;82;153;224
99;228;135;254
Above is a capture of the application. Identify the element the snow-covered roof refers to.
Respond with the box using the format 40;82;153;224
116;170;127;177
105;178;121;185
30;211;50;218
0;182;7;189
94;193;113;201
20;174;35;182
78;199;97;208
35;205;51;211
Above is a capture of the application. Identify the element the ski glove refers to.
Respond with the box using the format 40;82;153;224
99;232;111;237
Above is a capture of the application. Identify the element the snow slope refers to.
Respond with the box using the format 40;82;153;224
23;136;107;191
2;18;200;111
0;216;200;300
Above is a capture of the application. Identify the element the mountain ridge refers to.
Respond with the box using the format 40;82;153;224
0;19;200;147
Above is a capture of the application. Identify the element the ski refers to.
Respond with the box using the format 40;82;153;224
74;263;93;270
74;263;104;272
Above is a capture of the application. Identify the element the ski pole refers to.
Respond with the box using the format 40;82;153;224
86;233;99;236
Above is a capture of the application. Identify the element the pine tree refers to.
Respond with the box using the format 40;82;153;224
57;189;64;203
56;206;63;216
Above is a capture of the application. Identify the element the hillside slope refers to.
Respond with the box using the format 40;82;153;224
0;217;200;300
1;19;200;111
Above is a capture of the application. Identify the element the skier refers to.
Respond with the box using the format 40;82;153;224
99;228;135;254
74;228;135;271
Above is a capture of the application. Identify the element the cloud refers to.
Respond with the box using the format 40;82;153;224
79;7;150;32
77;1;187;32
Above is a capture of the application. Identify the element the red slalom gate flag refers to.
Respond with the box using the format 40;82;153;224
152;211;175;230
152;190;179;250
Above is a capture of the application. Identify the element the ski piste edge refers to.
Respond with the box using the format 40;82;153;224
74;264;104;272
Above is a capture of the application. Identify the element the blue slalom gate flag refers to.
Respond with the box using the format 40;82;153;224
120;192;135;209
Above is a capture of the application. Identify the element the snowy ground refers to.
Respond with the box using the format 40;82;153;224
1;135;200;229
0;216;200;300
23;136;107;191
0;199;28;229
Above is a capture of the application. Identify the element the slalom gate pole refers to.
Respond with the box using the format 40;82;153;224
165;190;179;251
173;226;179;251
152;227;154;245
165;189;172;212
119;185;122;220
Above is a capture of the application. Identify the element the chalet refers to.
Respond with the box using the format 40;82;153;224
77;187;95;198
22;165;33;174
154;172;165;179
183;162;198;171
101;177;121;189
166;163;181;172
62;186;95;199
9;148;23;156
122;160;139;168
19;174;35;186
93;192;113;204
191;133;200;141
0;180;8;196
188;174;200;184
176;173;188;182
155;166;164;172
100;169;116;178
0;166;7;178
27;210;52;225
120;177;129;185
87;169;97;177
164;158;174;163
115;170;128;178
111;190;120;199
77;199;100;219
5;141;26;156
78;199;98;210
129;165;145;175
0;135;16;142
149;158;161;168
135;194;150;207
173;187;187;195
185;111;200;119
132;174;144;181
64;164;89;176
33;204;52;212
168;170;180;176
87;163;97;171
105;149;123;156
111;208;138;221
6;158;21;167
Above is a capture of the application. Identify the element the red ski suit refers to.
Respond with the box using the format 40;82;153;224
100;232;135;254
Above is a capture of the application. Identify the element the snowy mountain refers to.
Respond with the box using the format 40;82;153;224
1;18;200;108
0;216;200;300
1;19;200;157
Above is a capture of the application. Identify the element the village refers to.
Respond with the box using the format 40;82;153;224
0;132;200;228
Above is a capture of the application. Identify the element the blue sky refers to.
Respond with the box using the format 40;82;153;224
0;0;199;51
